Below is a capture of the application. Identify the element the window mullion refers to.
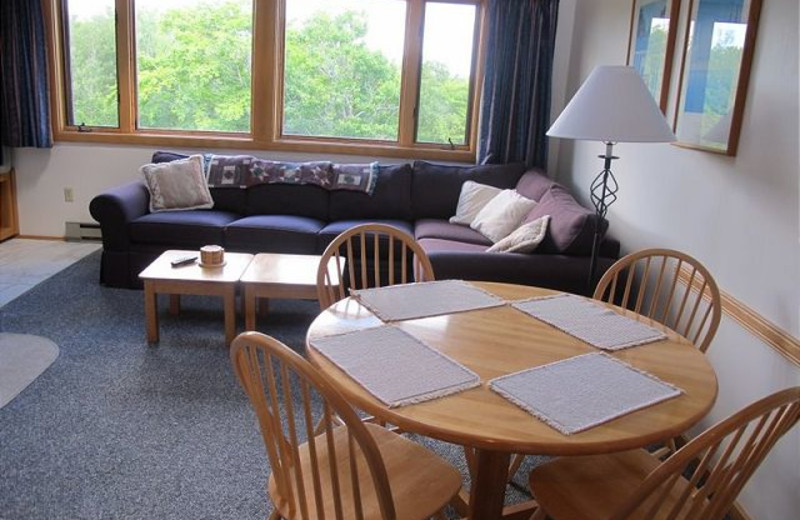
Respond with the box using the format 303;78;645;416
116;0;135;132
252;0;278;143
398;0;424;146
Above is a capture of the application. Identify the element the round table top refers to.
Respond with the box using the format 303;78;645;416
305;282;718;456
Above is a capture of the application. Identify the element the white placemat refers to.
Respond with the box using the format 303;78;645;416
489;352;683;435
512;294;667;350
308;325;480;408
351;280;504;322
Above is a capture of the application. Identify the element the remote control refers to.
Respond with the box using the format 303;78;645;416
170;255;197;267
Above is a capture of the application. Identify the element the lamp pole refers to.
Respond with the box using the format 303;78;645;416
587;141;619;295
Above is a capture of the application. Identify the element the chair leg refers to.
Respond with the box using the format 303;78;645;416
507;453;526;481
530;505;548;520
268;510;281;520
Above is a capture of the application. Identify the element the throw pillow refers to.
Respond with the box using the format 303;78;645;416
523;186;607;255
470;190;537;243
140;155;214;213
449;181;503;225
487;215;550;254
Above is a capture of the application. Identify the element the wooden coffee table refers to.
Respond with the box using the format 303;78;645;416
240;253;338;330
139;250;254;346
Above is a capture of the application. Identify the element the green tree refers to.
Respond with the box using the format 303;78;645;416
136;1;252;132
65;3;471;142
67;6;119;127
283;11;401;140
417;61;470;145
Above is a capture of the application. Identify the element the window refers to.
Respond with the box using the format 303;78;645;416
61;0;119;128
49;0;483;160
417;2;477;145
135;0;253;132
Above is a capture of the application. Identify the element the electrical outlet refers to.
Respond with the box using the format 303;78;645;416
64;187;74;203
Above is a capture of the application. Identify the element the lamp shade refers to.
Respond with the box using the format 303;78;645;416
548;66;676;143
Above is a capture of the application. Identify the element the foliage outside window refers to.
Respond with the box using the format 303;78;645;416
49;0;484;161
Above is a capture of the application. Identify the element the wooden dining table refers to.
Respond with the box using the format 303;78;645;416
305;282;718;520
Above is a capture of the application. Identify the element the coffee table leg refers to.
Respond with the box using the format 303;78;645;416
469;449;510;520
244;286;256;331
169;294;180;315
144;281;159;345
224;286;237;346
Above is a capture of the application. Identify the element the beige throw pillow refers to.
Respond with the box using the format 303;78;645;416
449;181;503;225
487;215;550;253
470;190;537;243
140;155;214;213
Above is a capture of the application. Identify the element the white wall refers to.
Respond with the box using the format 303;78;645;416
554;1;800;519
12;143;399;238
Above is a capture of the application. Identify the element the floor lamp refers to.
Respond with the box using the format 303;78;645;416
546;66;676;294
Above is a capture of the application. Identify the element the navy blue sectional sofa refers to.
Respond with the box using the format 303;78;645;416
89;152;619;293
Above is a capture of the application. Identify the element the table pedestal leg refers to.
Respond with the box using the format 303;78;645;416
144;281;159;345
469;449;510;520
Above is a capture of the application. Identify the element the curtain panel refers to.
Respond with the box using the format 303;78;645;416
0;0;52;151
478;0;559;169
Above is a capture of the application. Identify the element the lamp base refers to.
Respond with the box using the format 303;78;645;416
586;143;619;295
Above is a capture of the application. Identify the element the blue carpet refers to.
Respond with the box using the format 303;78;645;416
0;252;539;519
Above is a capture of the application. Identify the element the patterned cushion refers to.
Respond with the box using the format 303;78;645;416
487;215;550;254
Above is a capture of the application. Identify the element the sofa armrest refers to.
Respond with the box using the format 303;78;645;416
89;181;150;251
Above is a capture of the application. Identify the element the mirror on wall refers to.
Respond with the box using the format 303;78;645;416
626;0;681;112
673;0;762;155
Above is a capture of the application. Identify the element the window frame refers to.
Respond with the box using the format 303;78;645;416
45;0;485;162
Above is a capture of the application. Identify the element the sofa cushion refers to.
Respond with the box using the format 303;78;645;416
130;210;240;247
225;215;325;253
411;161;526;219
418;237;487;254
150;151;246;212
515;169;558;201
487;215;550;254
318;220;414;253
246;184;330;220
525;186;607;256
140;155;214;213
449;181;503;225
470;189;537;243
328;163;413;221
414;219;491;246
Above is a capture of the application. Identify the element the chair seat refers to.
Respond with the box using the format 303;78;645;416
530;449;696;520
270;423;462;520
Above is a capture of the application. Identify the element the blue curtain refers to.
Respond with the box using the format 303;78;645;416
478;0;559;168
0;0;52;152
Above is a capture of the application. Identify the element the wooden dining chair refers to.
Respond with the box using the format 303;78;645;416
230;331;462;520
528;386;800;520
317;223;436;309
593;248;721;353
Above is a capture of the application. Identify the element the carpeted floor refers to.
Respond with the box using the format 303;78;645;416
0;252;542;519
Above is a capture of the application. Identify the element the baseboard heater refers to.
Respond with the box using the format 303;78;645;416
65;221;102;242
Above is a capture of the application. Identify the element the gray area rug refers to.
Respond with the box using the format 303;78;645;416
0;333;59;408
0;252;542;519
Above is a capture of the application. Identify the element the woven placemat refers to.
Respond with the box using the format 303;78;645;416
309;325;480;408
351;280;504;322
512;294;667;350
489;352;683;434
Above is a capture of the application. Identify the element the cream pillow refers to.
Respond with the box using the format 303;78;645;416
140;155;214;213
470;190;537;243
449;181;503;225
487;215;550;253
